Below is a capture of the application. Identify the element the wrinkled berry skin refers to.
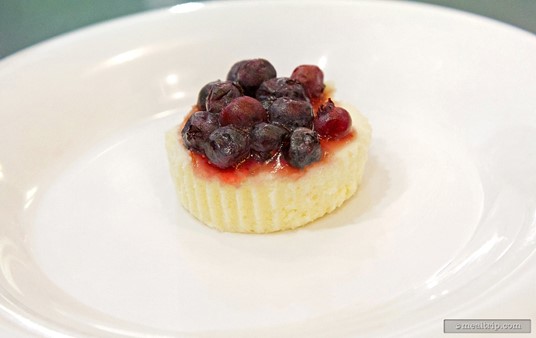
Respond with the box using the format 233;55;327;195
181;111;220;154
230;59;277;96
268;97;314;130
205;125;250;169
197;80;220;109
314;99;352;139
285;128;322;169
256;77;309;109
291;65;325;99
250;122;289;161
219;96;267;130
205;81;243;113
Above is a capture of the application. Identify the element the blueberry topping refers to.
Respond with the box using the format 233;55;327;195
250;122;289;161
181;59;337;170
229;59;277;96
285;127;322;169
197;80;221;110
181;110;220;154
291;65;325;99
219;96;267;130
268;97;314;130
205;81;243;114
227;60;248;82
256;77;309;109
205;125;250;169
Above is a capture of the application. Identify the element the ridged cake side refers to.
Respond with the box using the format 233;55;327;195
165;106;371;233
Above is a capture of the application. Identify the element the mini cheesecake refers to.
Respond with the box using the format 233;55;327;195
165;59;371;233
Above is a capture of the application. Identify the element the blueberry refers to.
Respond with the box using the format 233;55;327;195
285;128;322;169
268;97;314;130
256;77;309;109
205;81;243;114
227;60;248;82
205;125;250;169
231;59;277;96
181;111;220;154
197;80;221;110
219;96;267;130
250;122;288;161
291;65;325;99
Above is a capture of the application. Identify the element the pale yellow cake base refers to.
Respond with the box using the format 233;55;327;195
165;105;371;233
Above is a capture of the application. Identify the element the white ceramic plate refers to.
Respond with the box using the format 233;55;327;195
1;1;535;337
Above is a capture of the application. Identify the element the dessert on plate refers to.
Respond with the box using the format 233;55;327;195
166;59;371;233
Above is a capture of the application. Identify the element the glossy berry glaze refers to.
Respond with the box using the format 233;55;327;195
181;59;356;185
189;129;355;185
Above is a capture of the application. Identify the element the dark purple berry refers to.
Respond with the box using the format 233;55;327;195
250;122;288;161
268;97;314;130
197;80;220;109
181;111;220;154
205;81;243;114
219;96;267;130
314;99;352;139
205;126;250;169
232;59;276;95
227;60;248;82
291;65;325;99
285;128;322;169
256;77;309;109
